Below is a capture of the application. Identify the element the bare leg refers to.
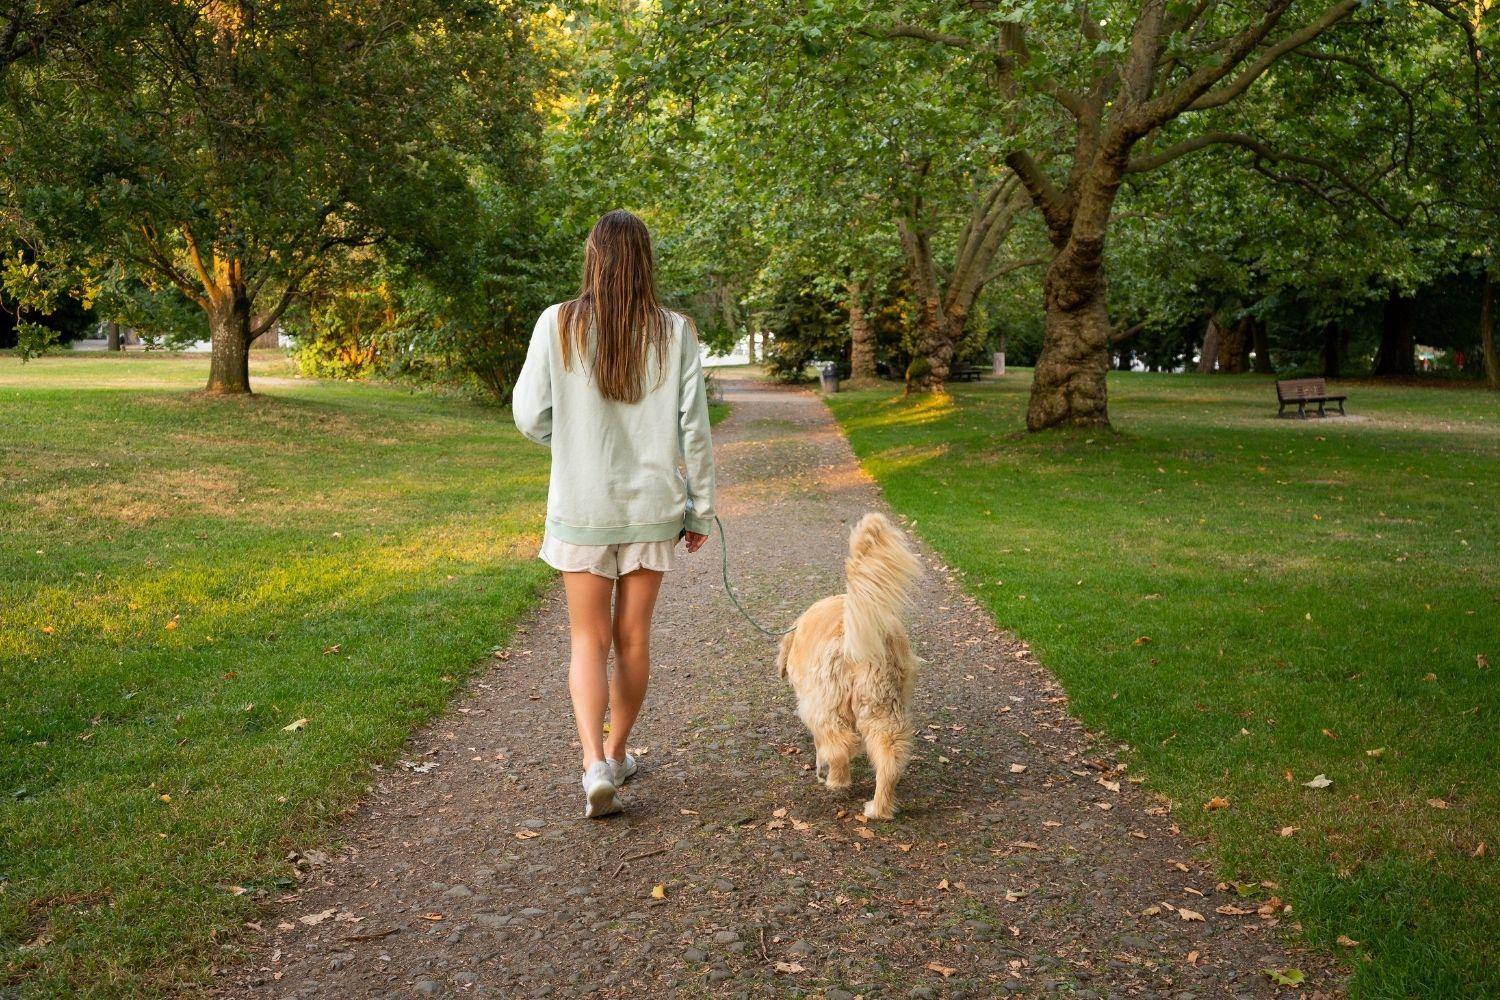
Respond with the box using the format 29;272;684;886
562;571;616;769
604;568;663;761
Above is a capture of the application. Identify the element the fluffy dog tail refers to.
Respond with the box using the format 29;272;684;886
842;512;923;665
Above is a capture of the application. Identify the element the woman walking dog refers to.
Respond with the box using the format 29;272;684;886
512;210;716;817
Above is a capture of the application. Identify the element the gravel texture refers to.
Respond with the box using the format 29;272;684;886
217;372;1338;999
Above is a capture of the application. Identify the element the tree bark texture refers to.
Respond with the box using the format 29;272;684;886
1197;315;1222;373
847;278;876;380
1026;242;1112;430
106;321;122;351
206;288;253;394
1373;290;1417;377
1481;267;1498;390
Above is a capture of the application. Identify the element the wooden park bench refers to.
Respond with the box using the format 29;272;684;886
949;365;984;382
1275;377;1348;418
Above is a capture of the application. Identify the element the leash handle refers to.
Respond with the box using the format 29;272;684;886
714;515;798;638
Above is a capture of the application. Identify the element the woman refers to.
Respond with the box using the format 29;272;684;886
512;210;716;818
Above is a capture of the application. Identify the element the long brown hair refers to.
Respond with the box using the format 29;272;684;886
558;210;669;403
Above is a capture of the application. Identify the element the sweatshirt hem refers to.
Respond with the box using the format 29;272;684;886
546;516;684;544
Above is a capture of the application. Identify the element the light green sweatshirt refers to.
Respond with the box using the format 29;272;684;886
511;303;716;544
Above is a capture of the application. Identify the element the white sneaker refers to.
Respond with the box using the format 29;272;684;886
607;752;638;784
582;761;620;818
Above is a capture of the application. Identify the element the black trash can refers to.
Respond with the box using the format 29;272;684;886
818;362;839;394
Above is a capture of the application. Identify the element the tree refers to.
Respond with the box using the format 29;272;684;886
2;0;540;393
866;0;1372;426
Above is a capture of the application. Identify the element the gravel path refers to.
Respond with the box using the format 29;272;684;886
218;372;1336;999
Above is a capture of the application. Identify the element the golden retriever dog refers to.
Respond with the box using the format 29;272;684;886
776;512;924;820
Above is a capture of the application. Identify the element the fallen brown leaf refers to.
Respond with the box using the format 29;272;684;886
1203;796;1229;811
925;962;957;977
1179;908;1205;922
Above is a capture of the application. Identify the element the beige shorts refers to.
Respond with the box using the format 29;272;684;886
538;532;678;579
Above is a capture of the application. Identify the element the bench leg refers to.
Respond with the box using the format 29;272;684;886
1337;401;1345;416
1317;401;1326;417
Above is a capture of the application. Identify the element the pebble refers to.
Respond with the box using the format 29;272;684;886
827;991;855;1000
713;879;735;892
910;988;937;1000
413;981;442;996
683;948;707;963
327;951;355;970
442;885;473;899
713;930;739;944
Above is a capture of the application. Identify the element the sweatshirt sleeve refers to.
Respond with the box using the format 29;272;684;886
678;317;717;533
511;309;553;446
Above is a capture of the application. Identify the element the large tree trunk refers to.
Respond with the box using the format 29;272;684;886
1251;319;1274;373
847;278;875;380
106;321;122;351
1481;266;1498;390
1321;322;1344;379
1373;290;1417;377
1026;247;1111;430
1216;316;1252;373
745;330;756;365
1197;315;1222;373
206;290;253;394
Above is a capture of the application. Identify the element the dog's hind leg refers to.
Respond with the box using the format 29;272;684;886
817;728;859;792
860;718;913;820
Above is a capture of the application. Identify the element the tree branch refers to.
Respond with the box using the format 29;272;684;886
135;225;208;309
982;254;1048;285
860;22;979;51
1185;0;1359;113
1126;130;1401;223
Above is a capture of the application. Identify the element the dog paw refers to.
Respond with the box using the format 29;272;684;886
862;800;894;820
824;778;851;792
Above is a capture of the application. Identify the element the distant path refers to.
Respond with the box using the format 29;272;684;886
220;371;1332;998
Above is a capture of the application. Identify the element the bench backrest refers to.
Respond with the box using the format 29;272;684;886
1277;377;1327;400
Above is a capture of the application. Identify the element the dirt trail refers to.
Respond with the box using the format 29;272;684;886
220;371;1334;999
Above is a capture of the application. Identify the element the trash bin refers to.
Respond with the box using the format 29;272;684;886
818;362;839;394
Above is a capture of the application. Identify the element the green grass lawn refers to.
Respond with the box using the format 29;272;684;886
828;372;1498;999
0;352;554;997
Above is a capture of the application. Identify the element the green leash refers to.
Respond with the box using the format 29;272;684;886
712;515;798;638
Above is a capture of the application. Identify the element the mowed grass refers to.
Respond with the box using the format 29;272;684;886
827;373;1498;999
0;353;554;997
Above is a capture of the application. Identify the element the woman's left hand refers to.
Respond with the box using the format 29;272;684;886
683;531;707;553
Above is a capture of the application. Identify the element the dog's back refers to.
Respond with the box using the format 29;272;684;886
778;512;923;818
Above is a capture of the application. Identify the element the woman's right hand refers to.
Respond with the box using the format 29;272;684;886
683;531;708;553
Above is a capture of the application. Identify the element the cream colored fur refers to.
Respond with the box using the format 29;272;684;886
776;512;923;819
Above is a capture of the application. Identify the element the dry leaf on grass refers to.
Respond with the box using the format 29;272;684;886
650;884;666;900
1366;747;1384;757
1279;826;1300;837
925;962;957;977
1187;950;1200;966
299;908;336;926
936;878;950;891
898;843;913;853
514;830;538;840
1337;934;1359;947
1216;904;1253;916
773;961;805;974
855;827;875;840
1203;796;1229;811
418;912;444;921
1303;774;1332;789
282;718;308;732
1426;798;1449;809
1009;763;1027;773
